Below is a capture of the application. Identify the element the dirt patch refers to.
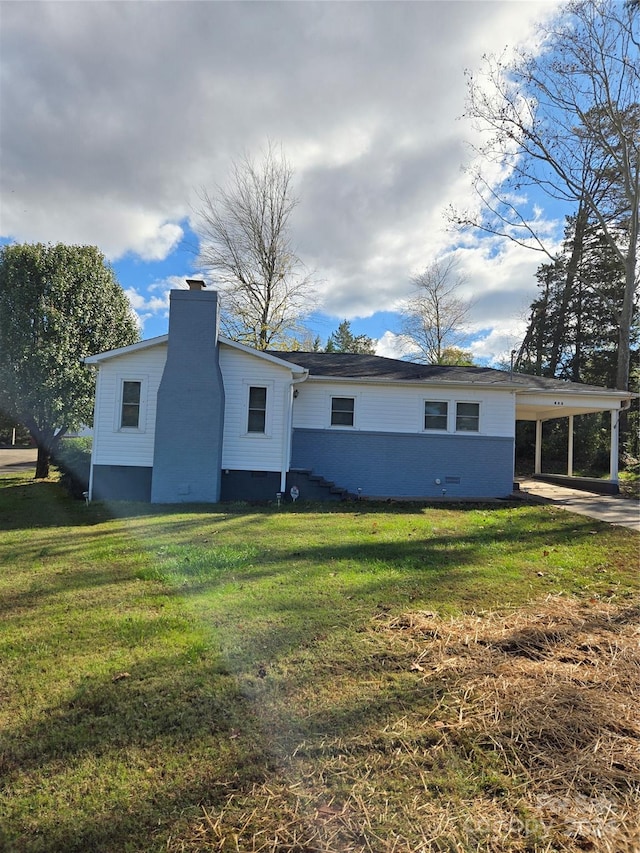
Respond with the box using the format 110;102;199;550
380;595;640;851
171;595;640;852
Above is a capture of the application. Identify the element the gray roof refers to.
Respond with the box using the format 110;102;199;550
268;351;627;395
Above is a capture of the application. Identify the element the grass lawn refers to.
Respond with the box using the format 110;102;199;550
0;474;638;852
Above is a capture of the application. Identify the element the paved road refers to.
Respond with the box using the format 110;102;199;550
517;478;640;532
0;448;37;474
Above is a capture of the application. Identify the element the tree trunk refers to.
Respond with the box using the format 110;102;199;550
616;254;637;391
549;205;587;376
35;444;50;479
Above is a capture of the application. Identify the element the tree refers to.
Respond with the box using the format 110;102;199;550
196;144;315;350
451;0;639;390
0;243;140;478
325;320;376;354
515;214;639;473
400;258;471;364
516;213;639;386
438;347;475;366
516;211;640;387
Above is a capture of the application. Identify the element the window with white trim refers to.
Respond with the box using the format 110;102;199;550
331;396;355;427
456;401;480;432
120;380;142;429
424;400;448;431
247;386;267;433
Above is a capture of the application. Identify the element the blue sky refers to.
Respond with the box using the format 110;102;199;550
111;217;409;347
1;0;566;364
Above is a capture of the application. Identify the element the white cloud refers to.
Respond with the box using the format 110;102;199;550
375;331;415;360
0;0;566;360
468;322;530;367
124;281;173;331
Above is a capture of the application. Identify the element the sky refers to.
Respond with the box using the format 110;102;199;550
0;0;567;365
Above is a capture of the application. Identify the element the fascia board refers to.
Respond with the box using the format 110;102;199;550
516;388;635;403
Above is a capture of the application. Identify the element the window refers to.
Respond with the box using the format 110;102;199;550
247;386;267;433
331;396;355;427
120;380;142;428
456;402;480;432
424;401;448;430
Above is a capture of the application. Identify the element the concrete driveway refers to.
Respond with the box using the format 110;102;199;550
0;448;37;475
517;478;640;532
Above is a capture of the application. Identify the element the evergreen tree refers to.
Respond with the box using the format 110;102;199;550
325;320;376;354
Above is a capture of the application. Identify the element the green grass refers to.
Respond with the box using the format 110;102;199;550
0;474;638;852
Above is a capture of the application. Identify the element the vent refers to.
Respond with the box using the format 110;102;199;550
445;476;461;485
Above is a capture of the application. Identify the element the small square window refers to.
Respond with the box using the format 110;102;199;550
121;381;141;428
456;402;480;432
424;401;448;430
248;386;267;433
331;397;354;427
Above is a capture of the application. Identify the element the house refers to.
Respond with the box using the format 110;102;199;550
84;282;634;503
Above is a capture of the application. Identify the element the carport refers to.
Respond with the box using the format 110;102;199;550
514;377;634;492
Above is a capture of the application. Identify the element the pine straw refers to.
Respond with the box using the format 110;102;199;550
168;595;640;853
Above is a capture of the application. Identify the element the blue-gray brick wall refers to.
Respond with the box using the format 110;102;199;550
151;290;225;503
291;428;514;498
93;465;152;501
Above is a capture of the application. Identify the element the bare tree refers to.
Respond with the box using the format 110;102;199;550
195;144;315;350
450;0;639;390
401;258;471;364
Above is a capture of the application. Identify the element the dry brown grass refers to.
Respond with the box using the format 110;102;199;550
170;595;640;853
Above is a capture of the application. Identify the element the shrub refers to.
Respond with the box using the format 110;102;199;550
53;437;91;498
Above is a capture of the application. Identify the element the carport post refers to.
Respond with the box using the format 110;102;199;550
535;420;542;475
609;409;619;482
567;415;574;477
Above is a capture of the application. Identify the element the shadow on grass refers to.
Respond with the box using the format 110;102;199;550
0;655;272;852
2;478;637;850
0;475;536;528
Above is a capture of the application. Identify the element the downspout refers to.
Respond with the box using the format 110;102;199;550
87;364;100;501
281;371;308;493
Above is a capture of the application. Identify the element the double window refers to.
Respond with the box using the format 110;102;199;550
331;396;355;427
423;400;480;432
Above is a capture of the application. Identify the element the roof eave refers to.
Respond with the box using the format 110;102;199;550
84;335;168;364
304;374;521;389
515;387;635;401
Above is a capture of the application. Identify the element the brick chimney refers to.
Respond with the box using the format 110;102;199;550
151;284;225;503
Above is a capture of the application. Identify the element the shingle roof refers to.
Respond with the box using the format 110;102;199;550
269;351;500;382
268;351;627;395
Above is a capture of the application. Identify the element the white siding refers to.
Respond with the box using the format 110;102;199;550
292;380;515;438
219;346;293;471
92;342;517;477
91;343;167;466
